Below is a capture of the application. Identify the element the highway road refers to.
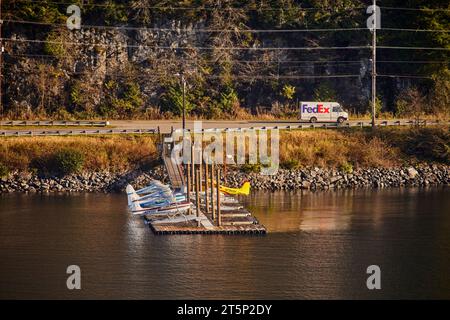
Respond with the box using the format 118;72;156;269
1;119;448;137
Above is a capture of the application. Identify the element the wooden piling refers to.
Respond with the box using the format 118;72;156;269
191;145;195;192
195;168;201;227
186;163;191;202
205;163;209;213
210;162;215;221
216;168;221;227
199;149;203;193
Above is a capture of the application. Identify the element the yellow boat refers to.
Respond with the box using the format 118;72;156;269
219;182;251;196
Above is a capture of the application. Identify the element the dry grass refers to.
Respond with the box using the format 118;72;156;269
0;127;447;175
279;130;400;169
0;135;159;173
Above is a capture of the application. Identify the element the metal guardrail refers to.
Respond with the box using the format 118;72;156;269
0;120;448;137
0;128;156;137
0;120;110;127
172;120;449;134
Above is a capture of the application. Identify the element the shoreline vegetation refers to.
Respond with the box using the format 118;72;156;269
0;126;449;193
4;1;449;122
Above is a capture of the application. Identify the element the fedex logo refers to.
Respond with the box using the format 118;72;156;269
302;104;330;114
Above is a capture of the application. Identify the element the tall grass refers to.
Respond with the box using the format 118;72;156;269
279;130;399;169
0;127;447;175
0;135;159;174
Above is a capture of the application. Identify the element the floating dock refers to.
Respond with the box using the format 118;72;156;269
146;220;267;235
142;137;267;235
144;194;266;235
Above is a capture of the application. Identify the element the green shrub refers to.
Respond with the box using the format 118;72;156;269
53;149;85;175
102;0;128;25
241;163;261;173
160;85;194;116
123;83;144;108
281;159;300;170
0;163;9;178
339;161;354;174
281;84;296;100
371;96;383;118
219;88;239;113
314;83;337;101
44;31;66;57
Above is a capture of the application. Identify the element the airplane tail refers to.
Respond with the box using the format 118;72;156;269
126;184;139;207
239;182;251;196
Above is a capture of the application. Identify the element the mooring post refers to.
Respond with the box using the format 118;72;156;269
211;162;215;221
186;163;191;202
216;168;221;227
195;168;201;227
205;162;209;214
199;148;203;193
191;144;195;193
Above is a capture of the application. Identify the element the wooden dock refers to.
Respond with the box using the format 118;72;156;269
145;216;266;235
144;192;266;235
145;136;267;235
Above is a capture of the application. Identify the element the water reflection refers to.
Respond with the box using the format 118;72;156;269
240;188;427;232
0;187;449;299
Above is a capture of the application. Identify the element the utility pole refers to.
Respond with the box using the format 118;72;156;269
371;0;377;128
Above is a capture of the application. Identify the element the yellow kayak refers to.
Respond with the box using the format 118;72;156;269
219;182;251;196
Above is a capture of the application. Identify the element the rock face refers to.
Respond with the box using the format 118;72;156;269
0;164;448;194
5;20;371;117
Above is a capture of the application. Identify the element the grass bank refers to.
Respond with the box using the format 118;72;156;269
0;135;159;177
277;126;449;171
0;127;448;177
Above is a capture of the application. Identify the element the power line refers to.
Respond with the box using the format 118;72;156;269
3;19;369;33
4;19;450;33
4;62;438;80
378;46;450;51
379;6;450;13
378;74;433;79
0;38;370;51
4;53;367;64
377;60;449;64
2;66;363;80
7;53;449;65
6;38;450;51
380;28;450;33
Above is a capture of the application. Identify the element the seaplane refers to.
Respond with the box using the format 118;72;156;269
126;183;192;216
219;181;251;196
126;179;251;223
126;181;206;226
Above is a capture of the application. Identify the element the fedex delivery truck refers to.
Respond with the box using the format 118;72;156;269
299;102;349;123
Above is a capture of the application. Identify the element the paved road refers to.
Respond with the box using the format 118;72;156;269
108;119;422;132
1;119;447;136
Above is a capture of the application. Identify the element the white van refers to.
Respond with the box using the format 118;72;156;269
299;102;349;123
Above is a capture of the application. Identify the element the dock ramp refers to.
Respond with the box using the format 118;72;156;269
162;137;185;189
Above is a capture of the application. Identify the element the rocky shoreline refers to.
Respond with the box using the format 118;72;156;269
224;164;450;191
0;168;168;194
0;164;448;194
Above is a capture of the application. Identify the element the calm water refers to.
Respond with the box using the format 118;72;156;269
0;187;449;299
